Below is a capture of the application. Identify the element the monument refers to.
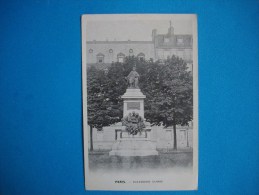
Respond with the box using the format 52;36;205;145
109;65;158;156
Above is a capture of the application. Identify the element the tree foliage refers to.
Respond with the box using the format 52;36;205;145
141;56;193;127
87;66;122;129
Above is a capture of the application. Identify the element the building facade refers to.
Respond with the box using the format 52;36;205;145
87;24;193;70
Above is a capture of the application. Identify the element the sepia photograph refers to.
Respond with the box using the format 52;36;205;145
82;14;198;190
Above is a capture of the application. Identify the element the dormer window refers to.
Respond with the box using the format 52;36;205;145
96;53;105;63
177;38;183;45
117;53;125;63
137;53;145;61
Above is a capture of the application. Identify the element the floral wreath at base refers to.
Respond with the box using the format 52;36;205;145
121;112;145;135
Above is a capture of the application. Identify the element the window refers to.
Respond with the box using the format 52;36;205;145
109;49;113;53
164;38;170;43
117;53;125;63
96;53;104;63
118;57;124;63
177;38;183;45
89;49;93;53
129;49;134;56
137;53;145;61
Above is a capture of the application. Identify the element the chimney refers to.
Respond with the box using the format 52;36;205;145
168;21;174;36
152;29;157;41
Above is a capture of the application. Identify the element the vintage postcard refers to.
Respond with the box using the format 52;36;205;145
82;14;198;190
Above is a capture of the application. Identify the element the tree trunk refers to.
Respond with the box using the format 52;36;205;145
173;124;177;150
90;125;93;151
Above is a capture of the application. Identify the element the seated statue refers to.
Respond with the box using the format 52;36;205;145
126;65;140;88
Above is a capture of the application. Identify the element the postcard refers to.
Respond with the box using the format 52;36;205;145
82;14;198;190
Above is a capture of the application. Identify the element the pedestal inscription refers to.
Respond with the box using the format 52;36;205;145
127;102;140;110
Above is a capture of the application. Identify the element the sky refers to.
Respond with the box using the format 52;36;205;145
85;15;194;41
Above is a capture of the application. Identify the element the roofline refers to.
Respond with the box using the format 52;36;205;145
155;46;193;49
156;34;193;37
87;41;154;44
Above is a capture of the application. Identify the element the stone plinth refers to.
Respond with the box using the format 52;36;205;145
109;86;158;156
109;130;158;156
121;88;146;118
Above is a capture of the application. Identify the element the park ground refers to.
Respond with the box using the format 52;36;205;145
88;149;193;171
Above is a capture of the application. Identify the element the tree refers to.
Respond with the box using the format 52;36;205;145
87;66;123;151
140;55;193;150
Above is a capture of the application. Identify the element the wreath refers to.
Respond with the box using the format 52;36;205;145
121;112;145;135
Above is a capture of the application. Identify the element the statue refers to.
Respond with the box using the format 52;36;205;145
126;65;139;88
122;111;145;135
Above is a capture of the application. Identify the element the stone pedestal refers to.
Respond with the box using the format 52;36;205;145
121;88;146;118
109;130;158;156
109;87;158;156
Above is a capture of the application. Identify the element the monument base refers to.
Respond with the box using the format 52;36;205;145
109;132;158;156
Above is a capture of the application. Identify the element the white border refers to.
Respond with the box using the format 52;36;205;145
82;14;198;191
